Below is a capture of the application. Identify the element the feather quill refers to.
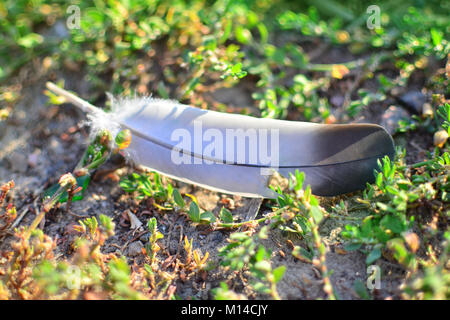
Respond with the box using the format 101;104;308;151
46;82;395;198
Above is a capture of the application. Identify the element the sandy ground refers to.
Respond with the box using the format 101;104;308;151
0;62;417;299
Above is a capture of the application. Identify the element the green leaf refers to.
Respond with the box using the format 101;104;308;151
430;28;442;47
254;260;271;273
376;172;383;188
99;214;114;232
231;63;242;74
344;243;362;251
255;246;267;261
229;232;250;242
173;189;185;208
119;179;135;192
381;215;405;234
188;201;201;223
235;26;252;44
292;245;314;262
155;231;164;241
294;170;305;191
253;282;270;294
148;217;157;232
310;205;323;224
258;226;269;239
219;19;232;43
310;195;319;206
17;33;44;48
385;185;398;195
257;23;268;43
366;248;381;264
42;175;90;203
183;77;200;97
353;280;370;300
230;63;247;79
219;207;234;224
200;211;216;224
272;266;286;283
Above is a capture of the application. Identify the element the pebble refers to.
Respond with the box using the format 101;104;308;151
127;241;144;257
380;105;410;135
434;129;449;148
53;21;70;38
212;231;224;243
44;20;70;39
330;95;344;108
422;103;433;118
8;152;28;173
398;91;426;114
27;149;41;168
139;233;150;243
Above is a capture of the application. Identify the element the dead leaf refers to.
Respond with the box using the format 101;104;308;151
404;232;420;253
331;64;349;79
126;210;143;230
335;247;348;255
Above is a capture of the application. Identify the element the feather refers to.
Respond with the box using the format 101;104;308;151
46;82;395;198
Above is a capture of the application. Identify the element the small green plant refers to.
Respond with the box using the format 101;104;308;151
269;170;336;299
187;200;216;224
143;217;164;265
218;227;285;300
402;231;450;300
342;149;449;269
120;172;173;205
120;173;219;224
0;181;17;233
33;214;146;299
182;236;210;272
212;282;247;300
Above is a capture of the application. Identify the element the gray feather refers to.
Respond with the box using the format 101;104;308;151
45;83;395;198
111;98;395;197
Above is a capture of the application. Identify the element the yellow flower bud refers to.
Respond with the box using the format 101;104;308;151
115;129;132;150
